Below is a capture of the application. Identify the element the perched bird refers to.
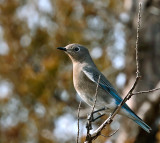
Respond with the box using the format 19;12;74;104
57;43;151;133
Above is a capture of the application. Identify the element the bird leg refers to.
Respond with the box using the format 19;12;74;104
87;107;106;122
86;107;106;131
91;114;105;122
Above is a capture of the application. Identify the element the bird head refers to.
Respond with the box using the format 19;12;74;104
57;43;91;63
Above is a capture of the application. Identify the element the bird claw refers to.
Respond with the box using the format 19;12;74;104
92;114;105;122
87;107;106;122
92;107;106;114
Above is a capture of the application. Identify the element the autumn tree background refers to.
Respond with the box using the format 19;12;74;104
0;0;159;143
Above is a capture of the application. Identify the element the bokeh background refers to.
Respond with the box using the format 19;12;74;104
0;0;160;143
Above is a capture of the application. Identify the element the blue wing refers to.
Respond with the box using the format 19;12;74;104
83;66;139;111
82;66;123;104
82;66;151;133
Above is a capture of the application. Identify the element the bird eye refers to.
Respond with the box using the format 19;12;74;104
74;47;80;52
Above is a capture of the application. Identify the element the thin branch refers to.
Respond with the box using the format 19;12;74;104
77;101;81;143
91;75;101;113
101;128;119;137
132;87;160;95
85;75;101;143
135;2;142;77
123;76;141;101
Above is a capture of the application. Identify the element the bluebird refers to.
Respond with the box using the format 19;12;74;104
57;43;151;133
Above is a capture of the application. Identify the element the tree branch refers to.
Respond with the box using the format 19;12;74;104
85;75;101;143
77;101;81;143
132;87;160;96
135;2;141;77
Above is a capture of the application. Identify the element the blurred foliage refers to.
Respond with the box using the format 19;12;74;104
0;0;159;143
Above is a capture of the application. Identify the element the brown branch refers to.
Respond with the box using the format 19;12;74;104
135;2;141;77
91;75;101;113
85;75;101;143
101;128;119;137
132;87;160;95
77;101;81;143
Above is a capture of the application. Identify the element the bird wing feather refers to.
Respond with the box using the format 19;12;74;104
82;66;151;133
82;66;122;104
82;66;136;113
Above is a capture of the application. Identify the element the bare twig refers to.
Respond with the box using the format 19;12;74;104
101;128;119;137
132;87;160;95
77;101;81;143
85;75;101;143
135;3;142;77
91;75;101;113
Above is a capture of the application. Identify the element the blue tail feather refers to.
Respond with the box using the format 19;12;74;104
134;119;151;133
124;106;152;133
99;82;151;133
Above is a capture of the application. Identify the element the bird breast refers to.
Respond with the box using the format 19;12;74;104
73;64;115;109
73;66;95;105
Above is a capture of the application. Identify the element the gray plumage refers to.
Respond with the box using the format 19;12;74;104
57;43;151;133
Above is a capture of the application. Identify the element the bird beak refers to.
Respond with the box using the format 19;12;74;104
57;47;67;51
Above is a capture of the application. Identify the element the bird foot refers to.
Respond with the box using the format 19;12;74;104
87;107;106;122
